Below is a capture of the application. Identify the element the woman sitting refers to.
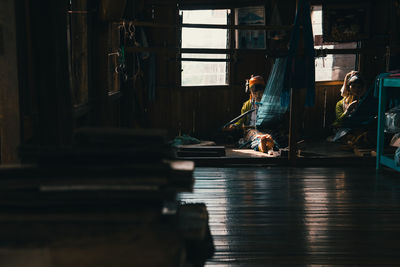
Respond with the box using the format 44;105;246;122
329;71;377;148
333;71;366;128
225;75;275;153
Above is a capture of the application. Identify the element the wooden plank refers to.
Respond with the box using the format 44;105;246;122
176;146;226;157
28;0;73;146
0;223;185;267
91;10;109;125
70;0;89;107
353;148;373;157
0;0;21;163
288;88;298;162
0;157;195;209
98;0;127;21
73;127;168;146
130;21;292;30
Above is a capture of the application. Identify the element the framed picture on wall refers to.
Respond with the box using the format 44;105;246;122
235;6;266;49
322;2;371;42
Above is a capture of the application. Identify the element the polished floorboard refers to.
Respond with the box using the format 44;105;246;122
179;166;400;266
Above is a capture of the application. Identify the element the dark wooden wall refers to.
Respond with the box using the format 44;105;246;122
2;0;400;163
0;0;21;163
7;0;74;162
137;0;398;140
304;83;342;136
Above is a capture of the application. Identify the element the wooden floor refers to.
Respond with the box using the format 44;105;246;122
179;166;400;266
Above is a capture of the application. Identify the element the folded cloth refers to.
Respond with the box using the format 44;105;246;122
169;134;201;147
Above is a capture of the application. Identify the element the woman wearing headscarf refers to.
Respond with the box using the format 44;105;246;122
333;71;366;128
225;75;275;152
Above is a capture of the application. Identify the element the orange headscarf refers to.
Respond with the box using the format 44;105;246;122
248;75;265;100
249;75;265;88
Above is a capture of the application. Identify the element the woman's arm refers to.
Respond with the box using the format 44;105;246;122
333;100;346;127
233;100;252;127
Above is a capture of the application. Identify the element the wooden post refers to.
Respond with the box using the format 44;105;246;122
288;88;298;162
288;88;295;162
288;0;306;164
70;0;89;107
0;0;21;163
288;86;306;163
29;0;73;146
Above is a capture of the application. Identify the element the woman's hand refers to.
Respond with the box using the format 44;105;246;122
345;100;358;115
342;71;359;97
223;124;239;131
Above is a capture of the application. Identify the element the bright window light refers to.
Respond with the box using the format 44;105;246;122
311;6;357;81
180;10;229;86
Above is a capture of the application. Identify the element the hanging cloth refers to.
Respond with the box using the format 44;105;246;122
256;57;289;129
256;0;315;130
282;0;315;107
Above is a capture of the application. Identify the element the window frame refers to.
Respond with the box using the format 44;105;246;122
311;4;361;83
178;8;233;88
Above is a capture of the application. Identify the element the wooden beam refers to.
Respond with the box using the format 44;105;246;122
180;58;230;62
181;23;292;31
289;0;301;164
0;0;21;163
129;20;293;31
125;47;289;58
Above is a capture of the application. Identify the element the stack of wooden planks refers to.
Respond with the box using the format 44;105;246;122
0;127;213;267
175;143;226;158
7;128;195;210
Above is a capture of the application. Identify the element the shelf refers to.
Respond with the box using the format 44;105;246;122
380;155;400;172
376;75;400;172
383;77;400;87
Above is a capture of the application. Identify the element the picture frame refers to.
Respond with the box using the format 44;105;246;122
322;2;371;42
235;6;266;49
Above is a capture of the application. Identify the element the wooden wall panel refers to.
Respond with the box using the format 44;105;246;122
91;10;124;127
28;0;73;146
70;0;89;107
359;0;391;82
146;88;175;137
195;88;231;138
182;90;197;135
91;18;109;126
107;96;121;127
170;89;183;135
0;0;21;163
234;52;272;86
303;84;341;136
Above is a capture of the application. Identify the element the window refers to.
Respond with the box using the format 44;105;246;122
311;5;358;82
180;9;230;87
